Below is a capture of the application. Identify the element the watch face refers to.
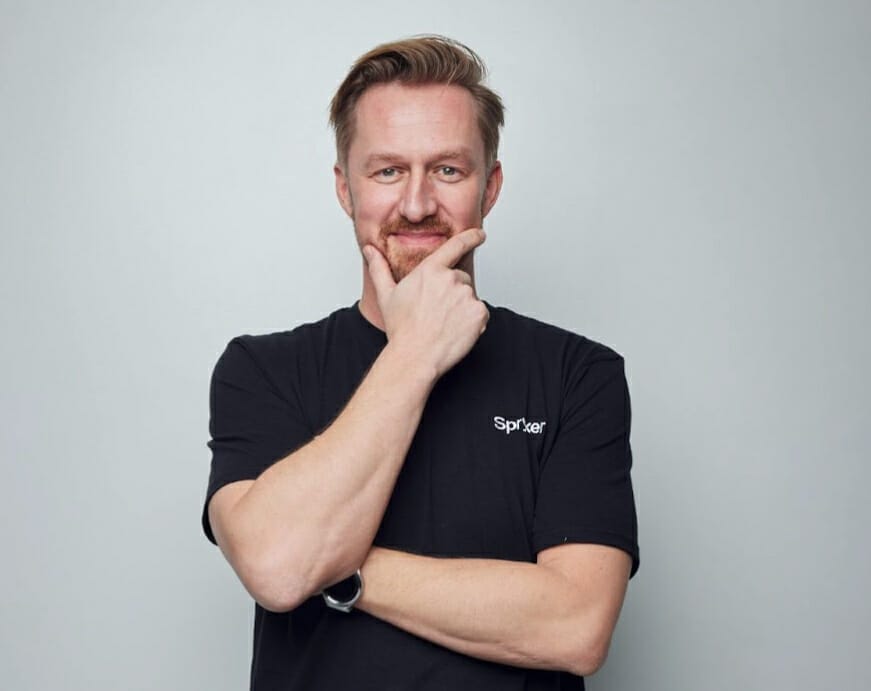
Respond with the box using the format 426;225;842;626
325;573;360;601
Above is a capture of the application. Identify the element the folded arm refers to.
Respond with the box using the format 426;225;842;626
357;542;631;677
208;342;435;612
207;230;489;612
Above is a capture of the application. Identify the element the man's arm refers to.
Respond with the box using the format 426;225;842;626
357;544;631;677
353;330;637;676
208;229;488;612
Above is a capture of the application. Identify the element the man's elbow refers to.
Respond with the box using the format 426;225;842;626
212;503;360;612
250;585;307;614
555;617;614;677
545;608;613;677
235;550;312;613
232;542;360;613
566;636;611;677
213;519;320;611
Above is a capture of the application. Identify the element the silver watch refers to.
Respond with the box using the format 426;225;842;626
321;570;363;613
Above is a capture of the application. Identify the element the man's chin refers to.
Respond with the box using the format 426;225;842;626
387;247;433;282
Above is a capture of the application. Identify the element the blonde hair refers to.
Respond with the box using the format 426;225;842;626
329;35;504;170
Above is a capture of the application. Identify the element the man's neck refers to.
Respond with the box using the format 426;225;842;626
357;284;385;332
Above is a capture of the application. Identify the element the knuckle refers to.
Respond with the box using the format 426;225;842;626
459;283;475;298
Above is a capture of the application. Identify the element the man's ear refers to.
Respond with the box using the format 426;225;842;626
481;161;503;218
334;163;354;218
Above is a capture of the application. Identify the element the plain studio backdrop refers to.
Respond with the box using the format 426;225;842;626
1;1;869;689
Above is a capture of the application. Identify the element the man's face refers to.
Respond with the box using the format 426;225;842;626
335;82;502;282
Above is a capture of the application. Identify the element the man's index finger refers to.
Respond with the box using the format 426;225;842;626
423;228;486;269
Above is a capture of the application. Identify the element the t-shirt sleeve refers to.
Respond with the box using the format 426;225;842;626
201;336;314;545
532;350;640;577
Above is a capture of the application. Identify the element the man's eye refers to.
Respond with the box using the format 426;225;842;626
440;166;458;176
378;168;397;178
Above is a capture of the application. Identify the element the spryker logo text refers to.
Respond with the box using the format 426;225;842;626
493;416;547;435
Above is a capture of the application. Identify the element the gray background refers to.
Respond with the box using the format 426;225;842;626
2;1;869;689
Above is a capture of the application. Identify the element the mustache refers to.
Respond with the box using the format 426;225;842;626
380;217;453;237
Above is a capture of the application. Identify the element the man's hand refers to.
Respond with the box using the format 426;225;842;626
363;228;490;378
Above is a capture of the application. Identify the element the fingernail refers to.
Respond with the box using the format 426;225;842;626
362;246;372;262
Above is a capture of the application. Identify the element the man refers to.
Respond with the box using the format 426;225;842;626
203;35;639;690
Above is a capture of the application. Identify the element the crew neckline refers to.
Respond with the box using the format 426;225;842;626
351;301;387;340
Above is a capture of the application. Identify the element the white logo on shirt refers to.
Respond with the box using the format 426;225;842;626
493;416;547;435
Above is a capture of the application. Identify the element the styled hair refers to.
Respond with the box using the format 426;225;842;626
329;35;505;171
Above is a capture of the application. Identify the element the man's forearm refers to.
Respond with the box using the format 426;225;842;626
357;546;630;677
213;343;435;610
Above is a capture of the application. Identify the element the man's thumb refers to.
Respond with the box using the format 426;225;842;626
363;245;395;299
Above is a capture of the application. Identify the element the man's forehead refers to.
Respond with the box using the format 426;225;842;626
357;81;474;109
349;82;484;162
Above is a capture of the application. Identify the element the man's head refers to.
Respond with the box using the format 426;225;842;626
330;35;504;173
330;36;505;282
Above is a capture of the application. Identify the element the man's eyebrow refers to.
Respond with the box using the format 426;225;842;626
362;153;402;168
431;149;475;163
362;149;477;168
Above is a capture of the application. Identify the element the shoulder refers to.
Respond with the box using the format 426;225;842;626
212;305;358;386
486;303;624;371
223;305;354;362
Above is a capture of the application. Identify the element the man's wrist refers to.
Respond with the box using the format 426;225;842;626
379;341;440;389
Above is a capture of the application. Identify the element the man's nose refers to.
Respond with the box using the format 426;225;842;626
398;171;438;223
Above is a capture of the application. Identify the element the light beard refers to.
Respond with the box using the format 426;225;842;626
378;217;453;282
384;245;433;282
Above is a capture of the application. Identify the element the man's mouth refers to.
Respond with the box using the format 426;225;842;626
389;230;448;247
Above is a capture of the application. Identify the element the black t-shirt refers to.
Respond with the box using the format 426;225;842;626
203;303;639;691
